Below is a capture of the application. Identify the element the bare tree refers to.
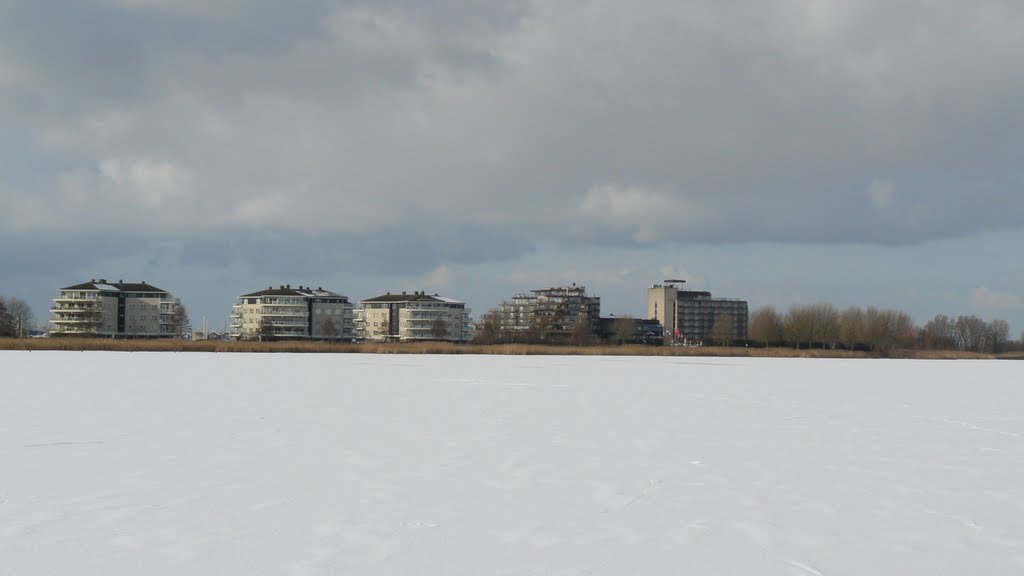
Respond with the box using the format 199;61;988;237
711;314;735;346
430;316;449;340
319;317;340;342
749;306;781;347
989;319;1010;353
838;306;865;350
891;310;917;349
169;305;192;339
526;314;545;344
955;315;990;352
474;310;503;344
571;317;592;346
780;303;841;349
922;314;956;350
862;307;916;352
783;305;814;348
613;315;635;345
0;298;14;337
810;303;840;349
863;307;886;351
3;297;34;337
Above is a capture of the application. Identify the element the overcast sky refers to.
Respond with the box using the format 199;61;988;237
2;0;1023;334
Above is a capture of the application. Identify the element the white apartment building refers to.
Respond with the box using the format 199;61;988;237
361;291;471;342
50;279;182;337
230;285;354;341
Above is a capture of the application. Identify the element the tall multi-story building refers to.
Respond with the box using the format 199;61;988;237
496;284;601;342
496;293;538;340
361;291;471;342
647;284;679;337
230;285;354;341
50;279;182;337
648;282;748;344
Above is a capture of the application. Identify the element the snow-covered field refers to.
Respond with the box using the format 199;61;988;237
2;352;1022;575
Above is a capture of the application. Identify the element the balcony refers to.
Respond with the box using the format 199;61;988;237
50;318;99;324
262;321;308;328
51;303;100;311
53;295;100;302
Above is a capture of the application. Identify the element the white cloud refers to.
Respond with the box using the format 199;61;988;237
970;286;1022;312
866;179;895;211
423;264;456;291
577;184;684;244
5;1;1024;248
99;158;192;208
230;194;298;228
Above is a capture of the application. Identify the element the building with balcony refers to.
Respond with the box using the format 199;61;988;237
230;285;354;341
495;284;601;343
648;282;748;344
361;291;470;342
50;279;182;338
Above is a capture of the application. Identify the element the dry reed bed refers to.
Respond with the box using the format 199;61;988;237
0;338;1012;359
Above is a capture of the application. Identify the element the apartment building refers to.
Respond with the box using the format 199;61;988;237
361;291;470;342
230;285;354;341
496;293;538;340
50;279;182;337
648;282;748;344
496;284;601;342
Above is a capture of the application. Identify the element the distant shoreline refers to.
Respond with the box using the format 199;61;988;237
1;338;1019;360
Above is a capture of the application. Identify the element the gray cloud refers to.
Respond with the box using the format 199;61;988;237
3;0;1021;251
2;1;1024;329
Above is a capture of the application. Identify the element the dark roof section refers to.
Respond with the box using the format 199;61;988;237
60;280;169;293
113;282;166;292
239;285;348;299
362;292;446;303
240;288;308;297
62;281;103;290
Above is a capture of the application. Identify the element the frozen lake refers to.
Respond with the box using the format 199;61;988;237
2;352;1023;575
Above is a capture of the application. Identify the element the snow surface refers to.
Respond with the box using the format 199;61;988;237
2;352;1023;575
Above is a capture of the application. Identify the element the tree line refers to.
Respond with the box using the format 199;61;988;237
748;303;1021;354
473;310;599;346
